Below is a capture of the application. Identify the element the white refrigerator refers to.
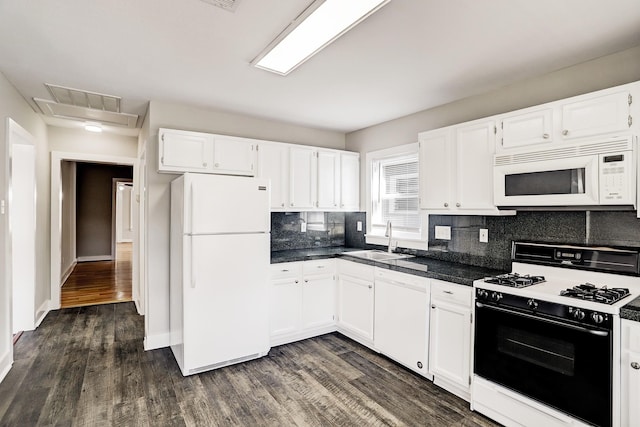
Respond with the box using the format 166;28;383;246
170;173;271;376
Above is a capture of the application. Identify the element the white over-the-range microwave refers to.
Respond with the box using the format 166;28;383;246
493;134;637;208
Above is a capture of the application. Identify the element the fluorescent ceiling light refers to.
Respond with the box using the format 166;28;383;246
84;122;103;133
253;0;390;75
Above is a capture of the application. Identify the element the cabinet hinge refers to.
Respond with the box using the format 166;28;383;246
161;156;164;164
470;313;473;323
469;376;472;386
629;115;633;128
161;134;164;142
629;94;633;106
501;137;503;146
494;126;497;134
501;121;503;130
333;315;335;321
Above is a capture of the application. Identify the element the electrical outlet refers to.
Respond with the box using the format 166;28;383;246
479;228;488;243
356;221;363;232
301;222;307;233
435;225;451;240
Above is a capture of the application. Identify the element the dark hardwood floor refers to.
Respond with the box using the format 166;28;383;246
0;303;498;426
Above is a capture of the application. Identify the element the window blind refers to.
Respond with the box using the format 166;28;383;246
372;154;420;231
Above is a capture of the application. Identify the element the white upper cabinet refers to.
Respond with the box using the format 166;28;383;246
340;152;360;211
560;90;631;140
158;128;214;173
455;120;498;211
289;146;318;209
419;128;453;210
316;149;341;209
257;142;289;210
499;108;553;149
420;120;506;214
211;135;256;176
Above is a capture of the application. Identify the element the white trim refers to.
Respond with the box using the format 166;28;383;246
77;255;113;262
50;151;137;310
34;300;50;328
60;259;77;285
0;349;12;383
144;332;171;350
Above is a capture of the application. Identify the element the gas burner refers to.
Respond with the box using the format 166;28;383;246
560;283;631;305
484;273;546;288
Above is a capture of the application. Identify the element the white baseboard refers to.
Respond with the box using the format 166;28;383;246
34;300;50;328
134;298;143;315
60;260;77;285
0;349;12;384
144;332;170;350
270;325;337;347
117;239;133;243
77;255;113;262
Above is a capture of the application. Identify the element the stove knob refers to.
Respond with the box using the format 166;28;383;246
527;299;538;310
591;312;604;324
573;309;585;320
477;289;488;300
491;292;503;302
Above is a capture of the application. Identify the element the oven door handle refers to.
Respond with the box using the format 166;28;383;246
475;302;610;337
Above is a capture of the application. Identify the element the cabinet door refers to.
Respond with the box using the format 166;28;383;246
302;273;335;330
289;146;317;209
317;150;340;209
340;153;360;211
159;129;213;173
429;299;471;389
269;277;301;338
455;121;496;210
257;142;289;210
419;128;453;210
561;91;630;140
374;278;428;375
500;108;553;149
212;136;256;176
628;350;640;427
337;275;374;340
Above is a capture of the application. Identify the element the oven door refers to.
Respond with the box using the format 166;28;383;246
494;154;599;206
474;302;612;427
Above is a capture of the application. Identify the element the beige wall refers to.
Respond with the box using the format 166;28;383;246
143;100;346;348
346;45;640;207
48;126;138;158
0;71;47;377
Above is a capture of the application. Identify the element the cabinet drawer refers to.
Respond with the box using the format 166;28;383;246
375;268;428;292
303;259;336;276
623;319;640;353
431;280;472;307
338;259;375;281
270;262;302;280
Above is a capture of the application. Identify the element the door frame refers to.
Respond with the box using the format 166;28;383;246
112;178;133;251
50;151;137;310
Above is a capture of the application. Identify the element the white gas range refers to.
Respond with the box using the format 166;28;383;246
471;242;640;427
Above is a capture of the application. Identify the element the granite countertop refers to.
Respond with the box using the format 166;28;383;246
621;296;640;322
271;247;508;287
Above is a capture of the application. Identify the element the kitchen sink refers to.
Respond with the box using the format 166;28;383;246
344;250;414;261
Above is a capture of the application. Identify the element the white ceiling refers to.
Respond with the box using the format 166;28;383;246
1;0;639;135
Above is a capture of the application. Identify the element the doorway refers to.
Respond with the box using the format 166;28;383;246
50;152;138;311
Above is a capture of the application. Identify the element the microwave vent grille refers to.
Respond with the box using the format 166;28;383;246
495;138;633;166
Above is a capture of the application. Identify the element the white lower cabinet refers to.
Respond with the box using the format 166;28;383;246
622;319;640;427
337;260;375;347
374;268;430;377
429;279;472;401
268;260;335;346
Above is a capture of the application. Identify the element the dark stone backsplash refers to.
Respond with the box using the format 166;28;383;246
273;210;640;271
271;212;346;251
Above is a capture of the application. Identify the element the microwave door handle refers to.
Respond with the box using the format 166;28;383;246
577;168;585;194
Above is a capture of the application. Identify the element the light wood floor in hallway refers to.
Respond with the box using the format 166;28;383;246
61;242;132;308
0;303;499;426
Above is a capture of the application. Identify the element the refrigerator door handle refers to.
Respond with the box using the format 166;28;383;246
191;182;197;288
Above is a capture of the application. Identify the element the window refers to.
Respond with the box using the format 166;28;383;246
366;143;427;249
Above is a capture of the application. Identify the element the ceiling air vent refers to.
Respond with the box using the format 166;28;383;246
199;0;240;12
34;84;139;129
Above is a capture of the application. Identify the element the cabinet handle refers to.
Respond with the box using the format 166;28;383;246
562;129;569;136
431;304;436;309
281;269;289;272
304;279;309;283
290;203;294;206
632;362;640;370
203;162;207;167
444;202;449;207
542;133;549;139
214;163;220;167
294;280;299;284
443;290;454;295
456;202;461;207
368;285;373;289
281;203;285;207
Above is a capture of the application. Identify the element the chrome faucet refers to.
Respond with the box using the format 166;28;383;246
385;220;394;253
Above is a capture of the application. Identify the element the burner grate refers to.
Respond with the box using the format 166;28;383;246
484;273;546;288
560;283;630;304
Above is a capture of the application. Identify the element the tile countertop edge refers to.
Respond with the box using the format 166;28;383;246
271;248;508;287
621;296;640;322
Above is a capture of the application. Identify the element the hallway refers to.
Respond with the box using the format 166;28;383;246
60;243;132;308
